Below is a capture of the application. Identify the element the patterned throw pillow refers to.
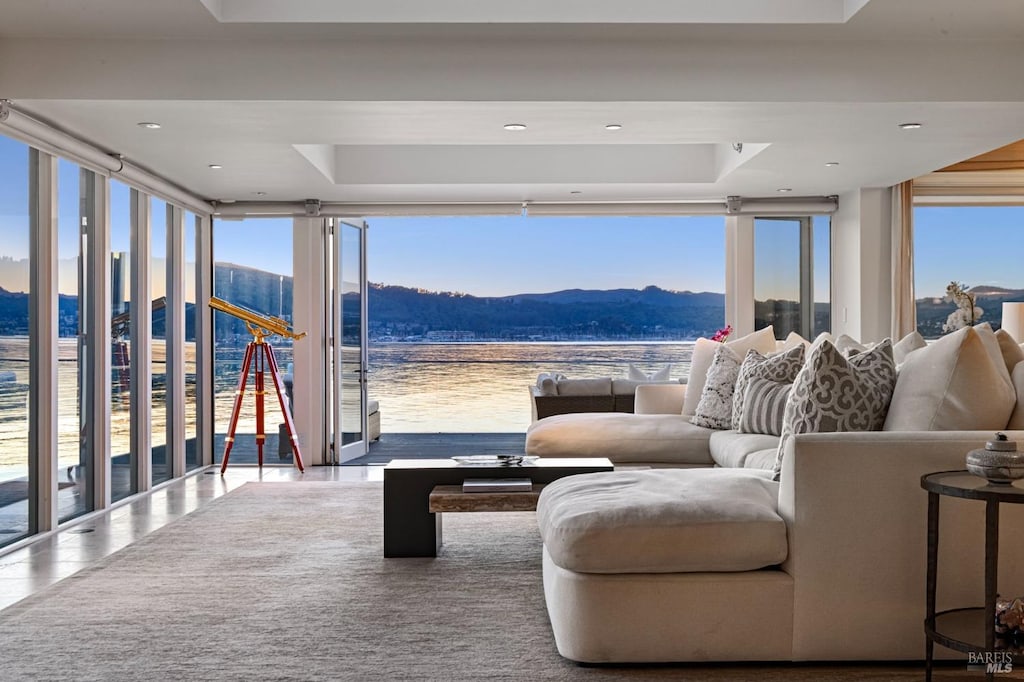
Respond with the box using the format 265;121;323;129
691;344;742;430
739;378;792;436
772;339;896;481
730;345;806;430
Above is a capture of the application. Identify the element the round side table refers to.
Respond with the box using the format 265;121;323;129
921;470;1024;681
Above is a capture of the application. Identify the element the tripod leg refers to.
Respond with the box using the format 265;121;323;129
255;343;266;468
221;343;255;474
265;344;304;472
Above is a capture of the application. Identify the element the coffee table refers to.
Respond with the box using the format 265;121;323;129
383;457;613;557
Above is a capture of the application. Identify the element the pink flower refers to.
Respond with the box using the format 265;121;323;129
711;324;733;343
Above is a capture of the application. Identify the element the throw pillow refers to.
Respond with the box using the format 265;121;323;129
777;331;809;352
1006;361;1024;430
995;328;1024;374
536;372;566;396
691;344;742;430
834;334;868;357
739;377;792;436
730;345;806;430
892;330;927;365
773;339;897;480
883;326;1015;431
628;363;672;382
681;326;776;417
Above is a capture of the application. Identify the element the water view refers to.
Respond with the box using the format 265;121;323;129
369;341;693;433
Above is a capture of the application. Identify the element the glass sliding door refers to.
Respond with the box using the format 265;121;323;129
754;216;830;339
0;136;32;545
331;219;368;462
56;159;93;520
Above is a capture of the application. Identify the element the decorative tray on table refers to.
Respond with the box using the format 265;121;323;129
451;455;538;466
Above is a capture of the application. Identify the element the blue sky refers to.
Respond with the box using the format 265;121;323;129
2;133;1023;301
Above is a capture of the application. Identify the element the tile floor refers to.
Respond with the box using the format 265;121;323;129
0;464;382;611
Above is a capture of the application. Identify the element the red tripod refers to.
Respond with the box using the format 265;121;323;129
220;333;305;474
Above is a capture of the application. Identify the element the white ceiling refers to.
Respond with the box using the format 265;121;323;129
2;0;1024;206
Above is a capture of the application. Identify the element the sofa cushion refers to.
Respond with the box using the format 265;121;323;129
556;378;612;396
709;430;780;468
739;378;792;436
773;340;896;479
731;345;805;430
883;326;1015;432
691;344;742;430
682;326;777;417
537;468;787;573
526;413;714;465
744;448;779;471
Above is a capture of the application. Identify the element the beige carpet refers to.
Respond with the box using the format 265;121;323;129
0;482;969;681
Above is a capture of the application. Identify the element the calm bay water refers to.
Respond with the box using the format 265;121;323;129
369;342;694;433
0;340;694;472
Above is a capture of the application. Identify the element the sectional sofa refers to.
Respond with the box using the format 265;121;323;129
527;325;1024;663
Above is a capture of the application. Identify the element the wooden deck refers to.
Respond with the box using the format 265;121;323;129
211;432;527;466
346;432;527;465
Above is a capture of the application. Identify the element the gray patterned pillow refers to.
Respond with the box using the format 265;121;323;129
739;378;792;436
731;345;806;430
691;344;742;430
772;339;896;480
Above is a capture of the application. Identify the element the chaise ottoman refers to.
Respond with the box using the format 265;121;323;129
536;468;794;662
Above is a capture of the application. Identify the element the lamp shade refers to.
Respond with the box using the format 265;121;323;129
1002;302;1024;342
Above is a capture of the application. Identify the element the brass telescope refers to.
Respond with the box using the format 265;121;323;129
208;296;305;473
209;296;306;343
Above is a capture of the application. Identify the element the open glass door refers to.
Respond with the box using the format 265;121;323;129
330;219;369;462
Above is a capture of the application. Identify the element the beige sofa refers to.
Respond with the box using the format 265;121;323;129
529;377;682;422
532;326;1024;663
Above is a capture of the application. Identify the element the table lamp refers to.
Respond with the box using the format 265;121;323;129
1001;302;1024;342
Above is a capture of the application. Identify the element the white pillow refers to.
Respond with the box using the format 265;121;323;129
892;330;927;365
682;326;777;417
834;334;868;357
627;363;672;382
883;326;1015;431
776;331;809;352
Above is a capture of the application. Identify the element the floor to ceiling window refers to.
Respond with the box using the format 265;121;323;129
184;211;201;471
365;214;726;433
212;218;294;465
56;159;93;521
109;179;135;501
150;198;171;485
0;136;31;546
914;205;1024;339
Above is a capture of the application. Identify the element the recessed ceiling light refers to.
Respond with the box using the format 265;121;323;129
503;123;527;131
253;191;267;196
777;188;793;193
898;122;923;130
824;162;840;167
208;164;223;170
137;122;161;130
605;124;623;131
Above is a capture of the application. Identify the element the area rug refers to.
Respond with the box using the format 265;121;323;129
0;482;931;681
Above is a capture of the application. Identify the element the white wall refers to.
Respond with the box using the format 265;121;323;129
831;187;893;343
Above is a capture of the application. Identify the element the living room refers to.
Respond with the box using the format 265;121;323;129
3;1;1024;679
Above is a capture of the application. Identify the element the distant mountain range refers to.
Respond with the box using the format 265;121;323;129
367;283;726;340
3;261;1021;342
